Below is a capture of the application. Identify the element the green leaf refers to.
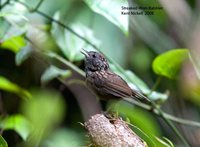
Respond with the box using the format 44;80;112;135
41;65;72;84
0;115;31;141
51;12;100;62
15;44;33;66
1;35;26;53
0;135;8;147
110;64;168;102
21;90;66;144
1;2;28;41
152;49;189;79
84;0;128;35
0;76;31;100
26;25;58;53
2;2;28;24
0;18;10;40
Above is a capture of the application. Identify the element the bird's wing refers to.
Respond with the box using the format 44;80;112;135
94;71;133;98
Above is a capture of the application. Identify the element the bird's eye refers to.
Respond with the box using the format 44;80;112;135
92;54;96;58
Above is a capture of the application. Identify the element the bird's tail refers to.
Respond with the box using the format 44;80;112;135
132;90;151;103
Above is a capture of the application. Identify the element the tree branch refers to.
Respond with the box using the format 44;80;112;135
85;114;146;147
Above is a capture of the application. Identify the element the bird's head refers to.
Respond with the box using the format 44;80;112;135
81;49;109;72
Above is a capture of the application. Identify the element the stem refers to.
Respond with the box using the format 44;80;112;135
16;0;99;49
153;103;190;147
38;10;98;49
24;36;85;77
123;98;200;127
124;98;151;110
30;0;44;12
149;77;190;146
161;114;190;147
125;98;190;146
45;52;85;77
149;76;162;95
1;0;10;9
163;113;200;127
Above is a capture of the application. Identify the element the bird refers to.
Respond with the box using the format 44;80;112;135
81;49;150;102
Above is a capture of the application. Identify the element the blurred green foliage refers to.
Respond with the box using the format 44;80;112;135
0;115;30;141
21;90;66;145
0;76;31;100
152;49;189;79
42;129;84;147
1;35;26;53
15;44;33;66
41;65;71;84
0;135;8;147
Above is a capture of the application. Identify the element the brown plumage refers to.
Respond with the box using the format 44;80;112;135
86;70;133;99
81;49;148;101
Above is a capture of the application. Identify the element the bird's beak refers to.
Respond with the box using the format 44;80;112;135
81;48;89;57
